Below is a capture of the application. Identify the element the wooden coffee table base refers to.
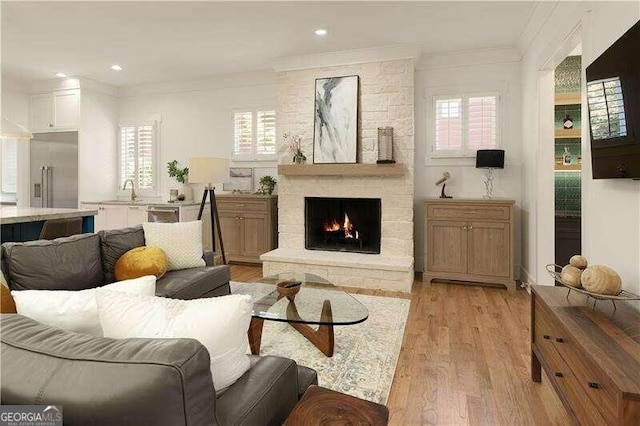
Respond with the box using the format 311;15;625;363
285;385;389;425
248;299;335;357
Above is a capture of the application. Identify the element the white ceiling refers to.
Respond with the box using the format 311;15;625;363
2;1;538;87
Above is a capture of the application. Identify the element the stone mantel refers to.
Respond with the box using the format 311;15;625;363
278;163;404;177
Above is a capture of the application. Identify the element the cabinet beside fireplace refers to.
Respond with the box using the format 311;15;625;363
214;194;278;264
423;199;516;292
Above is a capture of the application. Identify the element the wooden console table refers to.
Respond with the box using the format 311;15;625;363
531;285;640;425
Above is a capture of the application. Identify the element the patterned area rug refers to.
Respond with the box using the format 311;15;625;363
231;281;410;404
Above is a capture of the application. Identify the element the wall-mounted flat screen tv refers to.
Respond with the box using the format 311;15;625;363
586;19;640;179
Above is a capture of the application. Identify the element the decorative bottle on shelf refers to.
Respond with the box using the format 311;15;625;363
562;146;572;165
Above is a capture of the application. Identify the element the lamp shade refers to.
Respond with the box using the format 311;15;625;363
1;116;33;140
475;149;505;169
188;157;229;185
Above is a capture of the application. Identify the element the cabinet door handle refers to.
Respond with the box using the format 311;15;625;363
468;225;473;230
463;211;478;215
543;335;551;340
556;337;565;343
235;204;246;207
555;372;564;378
462;226;468;230
588;382;599;389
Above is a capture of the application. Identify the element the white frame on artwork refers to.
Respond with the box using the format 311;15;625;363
313;75;359;164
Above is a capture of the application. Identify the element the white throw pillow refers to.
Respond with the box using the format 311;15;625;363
143;221;206;271
11;275;156;336
96;290;252;391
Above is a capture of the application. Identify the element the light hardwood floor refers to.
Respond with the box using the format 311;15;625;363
230;265;572;425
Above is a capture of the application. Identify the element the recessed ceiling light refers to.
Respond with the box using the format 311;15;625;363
55;72;67;78
315;29;328;36
110;64;122;71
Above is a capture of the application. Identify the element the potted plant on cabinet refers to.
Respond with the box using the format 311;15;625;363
256;175;277;195
167;160;192;201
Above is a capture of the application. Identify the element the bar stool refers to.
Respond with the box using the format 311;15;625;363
39;217;83;240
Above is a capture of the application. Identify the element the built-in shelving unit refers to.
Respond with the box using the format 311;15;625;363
554;128;581;139
554;92;581;106
278;163;404;177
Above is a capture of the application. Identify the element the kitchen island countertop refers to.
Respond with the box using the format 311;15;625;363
0;207;98;225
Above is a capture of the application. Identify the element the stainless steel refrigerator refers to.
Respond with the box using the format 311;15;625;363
30;132;78;208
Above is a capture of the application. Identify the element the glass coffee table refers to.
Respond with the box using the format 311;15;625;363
235;272;369;357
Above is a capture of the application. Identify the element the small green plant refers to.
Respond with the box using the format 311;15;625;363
167;160;189;184
256;175;277;195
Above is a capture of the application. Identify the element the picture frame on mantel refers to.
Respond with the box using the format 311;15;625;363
313;75;359;164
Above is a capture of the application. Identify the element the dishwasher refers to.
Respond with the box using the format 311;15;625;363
147;205;180;223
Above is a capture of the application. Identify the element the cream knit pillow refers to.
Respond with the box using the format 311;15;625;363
143;221;206;271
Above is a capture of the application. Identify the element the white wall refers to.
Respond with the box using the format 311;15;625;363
414;59;523;271
1;77;30;206
79;83;119;204
117;71;278;199
520;1;640;295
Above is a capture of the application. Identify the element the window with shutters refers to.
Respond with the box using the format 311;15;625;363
233;109;276;160
1;139;18;193
431;93;499;158
118;122;157;194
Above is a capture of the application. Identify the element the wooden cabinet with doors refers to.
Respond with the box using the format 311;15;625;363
424;199;515;291
214;195;277;264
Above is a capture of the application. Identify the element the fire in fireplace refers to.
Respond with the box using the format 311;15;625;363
305;197;381;254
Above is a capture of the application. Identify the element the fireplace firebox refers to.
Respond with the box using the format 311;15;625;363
305;197;381;254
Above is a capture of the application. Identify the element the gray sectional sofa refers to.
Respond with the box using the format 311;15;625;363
0;227;317;425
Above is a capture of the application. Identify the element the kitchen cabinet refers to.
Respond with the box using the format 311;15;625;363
424;199;515;291
125;205;147;227
87;204;127;233
30;89;80;132
214;195;277;264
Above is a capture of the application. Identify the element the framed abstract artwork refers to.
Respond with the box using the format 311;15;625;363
313;75;359;164
222;167;253;193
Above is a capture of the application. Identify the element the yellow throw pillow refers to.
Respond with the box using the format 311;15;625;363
114;246;168;282
1;283;17;314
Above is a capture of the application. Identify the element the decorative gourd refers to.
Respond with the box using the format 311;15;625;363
560;265;582;288
581;265;622;295
569;255;588;270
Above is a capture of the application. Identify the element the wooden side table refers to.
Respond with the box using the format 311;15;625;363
285;385;389;425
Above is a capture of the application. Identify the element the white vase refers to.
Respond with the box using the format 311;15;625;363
180;183;193;201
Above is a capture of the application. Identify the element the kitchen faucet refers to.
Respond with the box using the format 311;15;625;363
122;179;137;202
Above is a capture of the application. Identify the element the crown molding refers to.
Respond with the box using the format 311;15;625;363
117;69;277;98
270;43;421;72
417;47;521;71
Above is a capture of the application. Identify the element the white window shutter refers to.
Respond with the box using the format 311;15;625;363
434;98;463;152
120;126;136;188
467;95;498;150
234;111;253;156
1;139;18;193
256;110;276;156
137;125;155;190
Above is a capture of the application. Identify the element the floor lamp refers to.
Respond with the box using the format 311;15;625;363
188;157;229;265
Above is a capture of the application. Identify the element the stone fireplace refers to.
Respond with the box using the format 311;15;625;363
305;197;381;254
261;53;416;292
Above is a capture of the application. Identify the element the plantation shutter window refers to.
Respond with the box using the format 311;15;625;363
1;139;18;193
234;112;253;157
232;108;277;160
431;93;500;157
467;96;498;150
256;110;276;155
435;98;463;151
119;123;157;193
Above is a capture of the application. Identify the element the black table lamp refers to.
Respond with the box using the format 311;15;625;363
475;149;505;198
188;157;229;264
